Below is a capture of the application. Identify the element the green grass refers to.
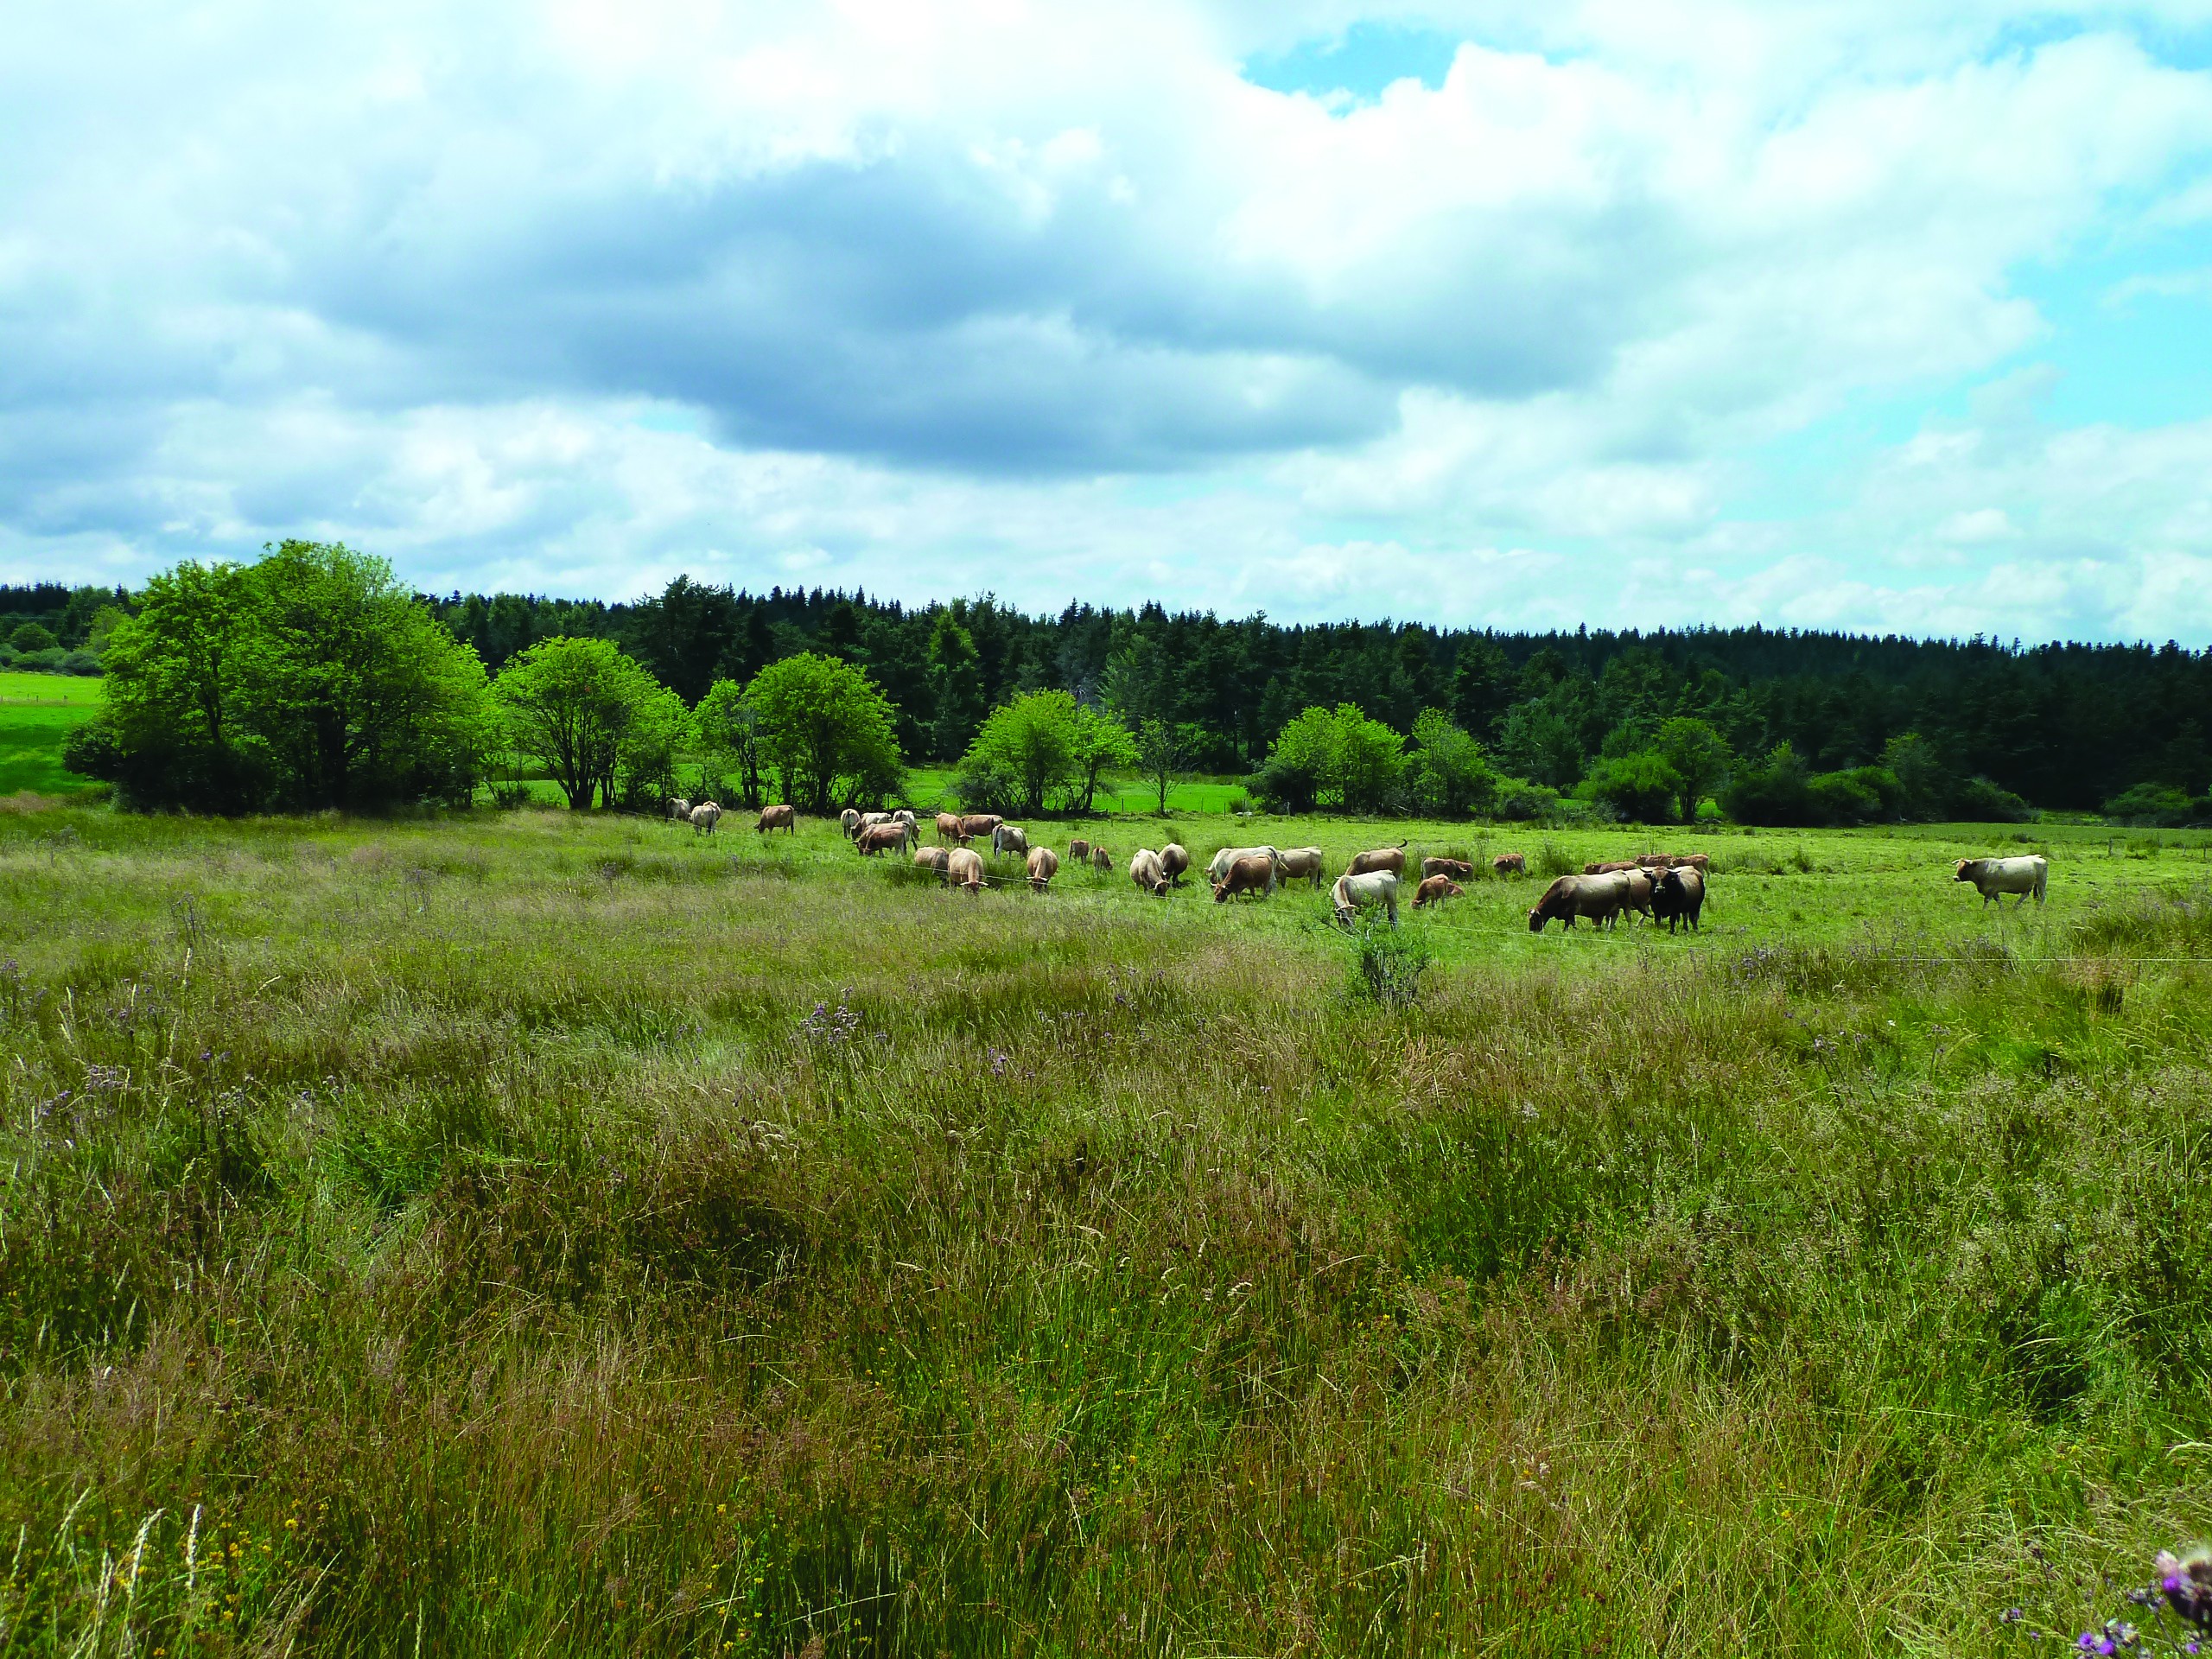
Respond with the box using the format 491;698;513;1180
0;672;100;797
3;805;2212;1656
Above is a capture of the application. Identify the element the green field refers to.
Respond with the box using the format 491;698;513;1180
3;804;2211;1656
0;671;100;798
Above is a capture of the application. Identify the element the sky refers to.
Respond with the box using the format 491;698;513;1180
10;2;2212;643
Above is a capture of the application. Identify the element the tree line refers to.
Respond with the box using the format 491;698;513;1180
46;551;2212;823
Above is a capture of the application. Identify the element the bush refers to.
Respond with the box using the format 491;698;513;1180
2101;783;2195;827
951;756;1020;815
1955;774;2034;823
1721;743;1817;825
1578;750;1681;823
1493;779;1568;822
1252;704;1407;813
1346;921;1431;1009
8;621;56;652
1534;841;1579;880
56;651;102;676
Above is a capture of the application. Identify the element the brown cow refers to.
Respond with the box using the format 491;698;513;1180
1212;854;1275;902
1673;852;1710;872
1419;857;1473;882
957;814;1003;842
755;803;797;834
935;811;965;846
1492;852;1526;876
1583;860;1639;875
945;847;984;893
1091;845;1112;873
1412;874;1464;909
1129;849;1170;896
1027;846;1059;893
1345;843;1407;879
1620;868;1656;922
1070;837;1091;863
855;822;911;856
912;846;950;878
1160;843;1190;887
1529;872;1631;932
1276;846;1327;888
1635;853;1676;870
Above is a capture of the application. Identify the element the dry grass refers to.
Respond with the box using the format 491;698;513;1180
2;809;2210;1656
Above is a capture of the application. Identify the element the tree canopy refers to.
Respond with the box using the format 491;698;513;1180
743;652;903;814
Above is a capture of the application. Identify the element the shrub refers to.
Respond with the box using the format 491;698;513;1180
8;621;56;652
1494;779;1568;822
1579;750;1681;823
1955;774;2034;823
1346;920;1432;1009
1252;704;1407;813
1721;743;1817;825
2102;783;2195;827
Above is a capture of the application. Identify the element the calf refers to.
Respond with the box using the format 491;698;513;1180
755;803;796;834
1090;845;1113;873
1492;852;1526;877
1069;837;1091;863
1213;854;1275;902
1411;874;1464;909
1027;846;1059;893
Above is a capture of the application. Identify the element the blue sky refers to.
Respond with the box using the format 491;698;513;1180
8;1;2212;643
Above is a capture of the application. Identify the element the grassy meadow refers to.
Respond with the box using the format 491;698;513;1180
3;800;2212;1656
0;672;99;798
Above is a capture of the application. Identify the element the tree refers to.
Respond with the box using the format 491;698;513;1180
1719;743;1817;826
1071;702;1137;812
493;637;664;810
613;683;693;810
1251;704;1406;814
1580;751;1682;823
1449;637;1513;738
925;612;985;761
958;690;1081;816
1656;717;1731;822
1407;709;1497;817
1135;717;1202;814
694;678;765;807
9;622;55;652
744;652;903;813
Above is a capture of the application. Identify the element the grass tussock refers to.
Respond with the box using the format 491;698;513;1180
2;808;2212;1655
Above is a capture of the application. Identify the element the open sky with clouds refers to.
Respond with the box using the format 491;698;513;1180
10;1;2212;641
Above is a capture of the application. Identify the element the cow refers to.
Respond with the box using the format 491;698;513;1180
1129;849;1170;896
1955;855;2048;908
1411;875;1464;909
855;822;911;856
1493;852;1527;877
1673;853;1710;873
1276;847;1327;889
1653;866;1705;933
858;811;897;835
1583;860;1639;875
755;803;796;834
1027;847;1059;893
1205;845;1282;886
1345;844;1407;880
1213;854;1275;902
1420;857;1474;882
840;808;861;838
1332;870;1399;929
668;798;692;822
1160;843;1190;887
993;823;1029;856
936;812;965;846
912;845;950;878
892;810;918;835
946;847;984;893
1529;872;1631;932
957;814;1004;843
689;801;722;836
1090;845;1112;873
1070;837;1091;863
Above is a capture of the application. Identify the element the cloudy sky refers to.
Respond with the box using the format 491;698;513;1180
10;1;2212;641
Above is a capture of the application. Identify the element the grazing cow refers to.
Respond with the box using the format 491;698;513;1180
993;823;1029;856
1493;852;1527;877
957;814;1003;843
1620;868;1656;923
1420;857;1474;882
1160;843;1190;887
913;845;950;878
1070;837;1091;863
1277;847;1327;889
1529;872;1631;932
755;803;797;834
689;801;722;836
1129;849;1170;896
946;847;984;893
1412;875;1464;909
1583;860;1639;875
1027;846;1059;893
1212;854;1276;902
892;810;918;836
1673;852;1710;873
668;798;691;822
856;822;911;855
840;808;861;838
1345;844;1407;880
1653;866;1705;933
936;812;965;846
1332;870;1400;929
1955;855;2048;908
1090;845;1112;873
1206;845;1282;886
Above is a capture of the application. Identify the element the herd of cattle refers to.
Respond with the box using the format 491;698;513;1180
667;797;2052;931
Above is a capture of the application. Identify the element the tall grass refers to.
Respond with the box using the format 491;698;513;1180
3;810;2211;1654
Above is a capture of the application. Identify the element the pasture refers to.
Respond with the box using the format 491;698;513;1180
3;803;2211;1656
0;671;99;798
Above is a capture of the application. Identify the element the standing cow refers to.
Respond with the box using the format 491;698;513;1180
668;798;692;822
993;823;1029;856
755;804;796;834
936;812;965;846
1332;871;1399;929
689;801;722;836
1027;847;1059;893
1276;847;1327;888
855;822;911;856
1420;857;1473;882
840;809;861;838
1129;849;1170;896
1529;872;1630;932
1493;853;1527;877
1411;875;1464;909
1212;854;1275;902
1090;845;1113;873
1955;855;2048;908
913;846;950;878
1652;867;1705;933
1346;844;1407;879
1070;837;1091;863
945;847;984;893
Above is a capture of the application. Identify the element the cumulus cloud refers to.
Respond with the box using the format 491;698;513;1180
5;0;2212;638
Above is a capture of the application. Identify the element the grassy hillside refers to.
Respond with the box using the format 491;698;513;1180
0;671;99;798
3;806;2209;1655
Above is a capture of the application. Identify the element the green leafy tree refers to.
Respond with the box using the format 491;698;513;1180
1656;717;1731;821
926;612;985;761
958;690;1081;816
1579;750;1682;823
9;622;56;652
1252;704;1406;813
613;682;693;810
494;636;663;810
1407;709;1497;817
1071;702;1137;812
1719;742;1816;826
695;678;765;807
1135;717;1203;814
744;652;903;813
1449;637;1513;738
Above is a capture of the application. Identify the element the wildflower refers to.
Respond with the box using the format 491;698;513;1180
988;1047;1010;1077
2158;1548;2212;1630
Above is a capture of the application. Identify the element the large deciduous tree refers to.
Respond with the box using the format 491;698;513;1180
1655;717;1731;822
743;652;903;814
493;636;664;810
